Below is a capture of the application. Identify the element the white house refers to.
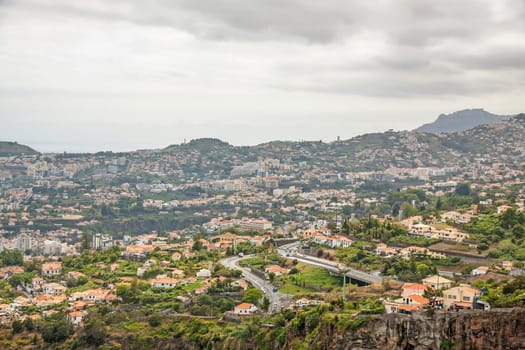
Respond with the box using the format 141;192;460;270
196;269;212;279
150;276;179;289
41;262;62;277
42;282;67;295
234;302;257;315
471;266;489;276
67;311;85;326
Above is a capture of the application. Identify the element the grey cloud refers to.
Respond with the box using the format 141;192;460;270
454;49;525;70
1;0;524;153
275;76;471;98
5;0;521;45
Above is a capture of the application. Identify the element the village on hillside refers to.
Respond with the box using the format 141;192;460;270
1;130;525;346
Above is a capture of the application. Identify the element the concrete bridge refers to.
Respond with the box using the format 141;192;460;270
277;243;383;286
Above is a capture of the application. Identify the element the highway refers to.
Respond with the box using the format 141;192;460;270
220;255;292;313
277;243;383;285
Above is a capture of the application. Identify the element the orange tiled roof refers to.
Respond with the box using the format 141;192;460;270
408;294;429;305
235;302;255;310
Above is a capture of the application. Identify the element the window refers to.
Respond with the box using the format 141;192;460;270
463;296;470;301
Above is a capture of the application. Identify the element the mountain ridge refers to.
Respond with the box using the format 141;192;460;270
415;108;513;134
4;113;525;174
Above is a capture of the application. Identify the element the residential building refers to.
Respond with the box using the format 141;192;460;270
401;283;429;298
42;282;67;295
41;262;62;277
67;311;85;326
441;211;473;224
150;276;179;289
443;284;480;309
92;233;113;250
239;218;273;232
471;266;489;276
234;302;257;315
385;294;429;314
196;269;212;279
422;275;453;290
376;243;397;257
15;234;34;252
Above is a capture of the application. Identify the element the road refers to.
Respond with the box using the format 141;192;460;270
277;243;384;285
220;255;292;313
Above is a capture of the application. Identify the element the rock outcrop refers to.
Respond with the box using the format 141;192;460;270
308;309;525;350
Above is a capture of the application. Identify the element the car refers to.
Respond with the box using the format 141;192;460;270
272;287;278;292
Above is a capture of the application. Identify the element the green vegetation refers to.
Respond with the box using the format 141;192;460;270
463;208;525;259
277;263;340;294
334;246;383;271
475;276;525;308
382;256;439;282
0;141;38;156
41;313;74;344
0;249;23;266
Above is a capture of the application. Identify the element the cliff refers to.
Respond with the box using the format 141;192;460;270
303;308;525;350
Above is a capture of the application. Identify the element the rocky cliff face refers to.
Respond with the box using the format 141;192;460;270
307;309;525;350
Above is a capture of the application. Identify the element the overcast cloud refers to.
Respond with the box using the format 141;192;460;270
0;0;524;152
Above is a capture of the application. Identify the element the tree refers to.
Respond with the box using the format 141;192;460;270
42;318;72;343
192;239;203;252
513;224;525;239
116;284;135;303
435;197;442;211
455;183;471;196
81;318;106;346
8;272;34;288
12;320;23;334
81;231;90;252
501;208;518;230
268;272;276;283
0;249;23;266
243;288;263;305
262;296;270;312
341;219;350;235
23;317;34;331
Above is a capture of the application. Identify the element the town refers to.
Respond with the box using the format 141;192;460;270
0;116;525;347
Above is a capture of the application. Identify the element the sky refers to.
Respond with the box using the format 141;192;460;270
1;0;524;153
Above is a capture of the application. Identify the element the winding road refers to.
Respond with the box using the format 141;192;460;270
220;255;292;312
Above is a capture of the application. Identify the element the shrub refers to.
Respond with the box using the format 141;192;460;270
11;320;23;334
149;313;162;327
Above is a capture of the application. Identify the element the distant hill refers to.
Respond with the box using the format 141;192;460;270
165;138;232;152
0;141;38;156
149;115;523;176
415;109;511;133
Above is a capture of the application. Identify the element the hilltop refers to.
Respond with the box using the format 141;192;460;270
153;115;525;175
3;113;525;174
415;108;511;134
0;141;38;156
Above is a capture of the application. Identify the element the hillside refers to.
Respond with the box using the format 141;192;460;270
416;109;510;134
154;115;525;176
440;114;525;157
0;141;38;156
